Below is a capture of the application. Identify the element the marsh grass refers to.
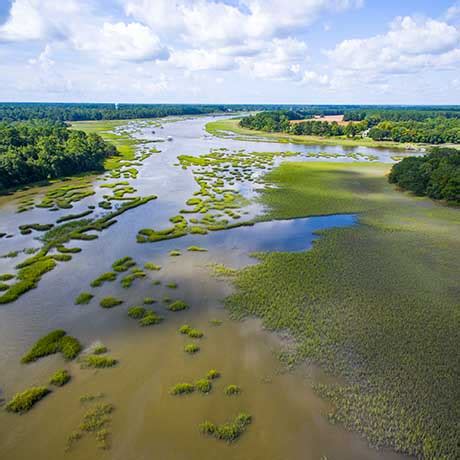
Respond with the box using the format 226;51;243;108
144;262;161;271
225;161;460;458
127;306;146;318
199;413;252;442
49;369;71;386
21;330;82;363
224;385;241;396
82;355;117;368
187;246;208;252
90;272;117;288
195;379;212;393
169;250;181;257
206;369;220;380
5;387;50;413
168;300;188;312
99;297;123;309
166;282;177;289
75;292;93;305
170;383;195;395
184;343;200;354
139;311;163;326
143;297;156;304
112;256;136;272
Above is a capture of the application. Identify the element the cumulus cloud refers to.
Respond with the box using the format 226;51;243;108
327;16;460;75
0;0;169;63
75;22;169;63
0;0;79;42
124;0;363;45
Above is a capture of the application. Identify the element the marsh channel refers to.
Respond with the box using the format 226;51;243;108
0;116;411;460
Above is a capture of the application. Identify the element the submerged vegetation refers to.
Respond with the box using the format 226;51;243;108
5;387;50;413
21;330;82;363
67;401;114;451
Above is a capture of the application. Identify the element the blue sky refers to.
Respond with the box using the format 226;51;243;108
1;0;460;104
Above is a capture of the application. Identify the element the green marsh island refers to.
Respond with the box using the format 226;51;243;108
0;103;458;460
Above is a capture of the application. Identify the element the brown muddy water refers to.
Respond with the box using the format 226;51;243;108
0;116;409;460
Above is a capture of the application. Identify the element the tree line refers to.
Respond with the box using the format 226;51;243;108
389;148;460;204
0;103;357;122
240;110;460;144
0;120;116;190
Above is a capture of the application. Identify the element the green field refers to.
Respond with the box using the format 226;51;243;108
206;118;424;150
70;120;140;169
225;161;460;458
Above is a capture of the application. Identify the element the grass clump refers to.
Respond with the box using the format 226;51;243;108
166;282;177;289
139;311;163;326
169;250;181;257
168;300;189;312
225;385;241;396
170;383;195;395
60;336;83;360
112;256;136;272
49;369;71;386
187;246;208;252
90;272;117;287
144;262;161;271
143;297;156;304
178;325;203;338
184;343;200;354
99;297;122;309
82;355;117;368
199;413;252;442
75;292;93;305
195;379;212;393
206;369;220;380
21;329;81;363
5;387;50;413
127;306;146;319
92;343;108;355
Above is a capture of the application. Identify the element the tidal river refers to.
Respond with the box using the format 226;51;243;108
0;116;409;460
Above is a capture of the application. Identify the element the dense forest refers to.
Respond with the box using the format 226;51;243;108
0;121;115;190
240;109;460;144
0;103;358;122
389;148;460;204
3;103;460;123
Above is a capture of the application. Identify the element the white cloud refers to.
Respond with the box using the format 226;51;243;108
123;0;363;45
75;22;169;62
239;37;309;80
0;0;79;41
327;16;460;75
170;48;237;71
302;70;330;85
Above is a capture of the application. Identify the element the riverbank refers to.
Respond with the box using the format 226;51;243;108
225;161;460;458
206;118;426;151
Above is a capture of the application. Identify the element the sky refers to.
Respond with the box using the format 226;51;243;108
1;0;460;104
